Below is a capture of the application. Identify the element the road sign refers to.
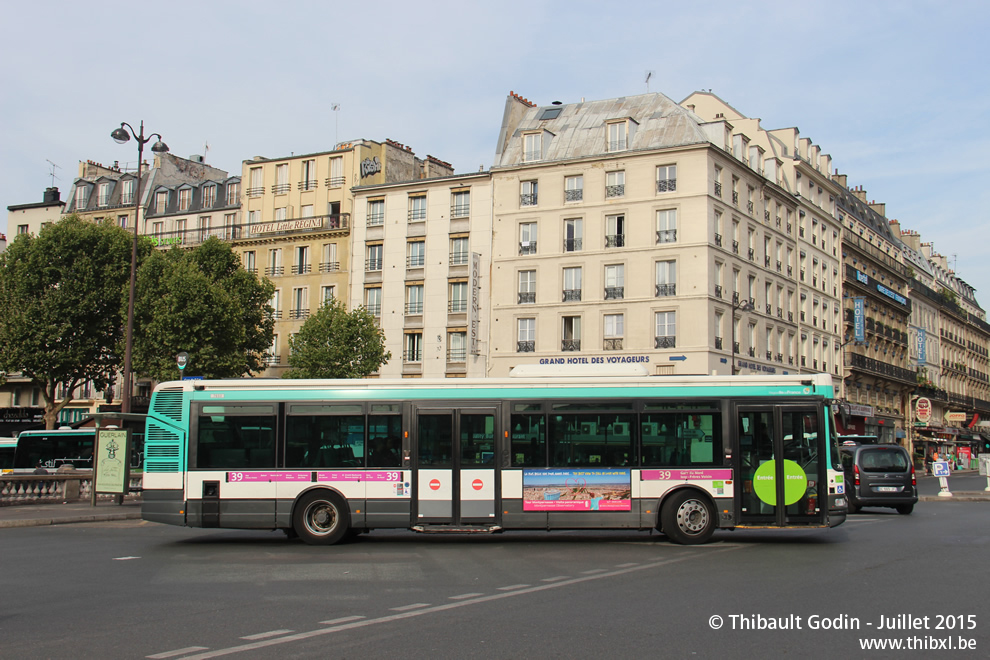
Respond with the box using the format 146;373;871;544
932;461;951;477
916;397;931;423
176;352;189;370
669;355;687;361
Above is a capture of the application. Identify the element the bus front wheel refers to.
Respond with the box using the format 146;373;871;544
660;491;715;545
293;491;350;545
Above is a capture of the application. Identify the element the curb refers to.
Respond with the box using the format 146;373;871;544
0;512;142;529
920;494;990;502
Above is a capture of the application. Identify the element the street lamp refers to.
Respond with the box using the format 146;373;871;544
111;121;169;413
731;295;754;375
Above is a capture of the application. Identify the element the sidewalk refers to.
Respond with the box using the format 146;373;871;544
0;500;142;529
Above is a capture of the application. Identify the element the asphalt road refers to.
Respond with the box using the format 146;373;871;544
2;496;989;660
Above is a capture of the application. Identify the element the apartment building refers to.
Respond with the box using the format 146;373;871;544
6;186;64;237
237;139;453;376
351;171;492;378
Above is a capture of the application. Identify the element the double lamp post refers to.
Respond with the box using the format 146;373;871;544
110;121;169;413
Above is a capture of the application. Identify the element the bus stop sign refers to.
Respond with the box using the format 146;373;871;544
177;352;189;370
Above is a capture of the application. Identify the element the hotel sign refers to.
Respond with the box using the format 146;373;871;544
252;218;324;235
469;252;482;355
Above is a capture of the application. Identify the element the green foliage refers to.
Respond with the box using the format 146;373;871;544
285;298;390;378
132;237;275;381
0;216;133;427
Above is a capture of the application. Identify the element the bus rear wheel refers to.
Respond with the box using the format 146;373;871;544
293;491;350;545
661;491;715;545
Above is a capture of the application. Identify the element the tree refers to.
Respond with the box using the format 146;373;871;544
131;237;275;382
0;216;133;428
284;298;390;378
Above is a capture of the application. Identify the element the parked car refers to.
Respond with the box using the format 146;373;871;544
839;442;917;514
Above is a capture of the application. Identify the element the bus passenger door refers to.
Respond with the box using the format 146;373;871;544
414;407;498;526
737;405;826;526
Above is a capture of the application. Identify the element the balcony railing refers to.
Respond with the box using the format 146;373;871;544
264;266;284;277
450;251;469;265
449;299;468;313
246;187;264;197
656;229;677;244
447;347;467;363
732;240;739;254
517;292;536;304
366;258;383;271
562;289;582;302
562;339;581;351
402;349;423;362
657;178;676;193
264;354;280;366
655;283;676;297
519;242;537;255
655;335;676;349
715;337;723;350
604;338;623;351
408;209;427;222
605;234;625;248
565;189;583;202
563;238;583;252
406;255;425;268
326;176;346;188
298;179;318;191
405;302;424;315
291;264;312;275
364;303;382;316
714;181;722;197
367;214;385;227
517;340;535;353
451;203;470;218
520;193;538;206
319;262;340;272
290;308;310;320
604;287;624;300
605;184;625;198
849;352;916;383
272;183;291;194
715;285;723;299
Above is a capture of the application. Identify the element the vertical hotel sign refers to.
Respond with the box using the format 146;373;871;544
853;297;865;342
469;252;482;355
915;327;927;363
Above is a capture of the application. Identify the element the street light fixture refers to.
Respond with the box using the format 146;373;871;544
731;296;754;375
111;121;169;413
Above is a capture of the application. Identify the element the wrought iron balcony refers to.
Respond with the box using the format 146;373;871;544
319;262;340;273
562;289;582;302
517;340;535;353
290;308;310;320
748;347;755;357
732;191;739;205
604;287;624;300
449;299;468;313
450;251;469;266
748;248;755;261
246;187;264;197
605;184;625;198
656;229;677;244
657;178;676;193
518;292;536;304
604;338;623;351
446;347;467;363
715;337;723;349
298;179;318;191
564;189;583;202
405;302;424;315
402;349;423;362
561;339;581;352
406;255;425;268
272;183;291;195
519;242;537;255
520;193;538;206
451;203;470;218
714;181;722;197
263;354;280;366
364;303;382;317
655;284;676;297
605;234;626;248
366;258;383;271
367;214;385;227
732;240;739;254
264;266;284;276
715;233;722;247
563;238;583;252
715;285;723;299
655;335;676;349
408;209;427;222
325;176;346;188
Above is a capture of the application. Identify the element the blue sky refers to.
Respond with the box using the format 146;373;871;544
2;1;989;306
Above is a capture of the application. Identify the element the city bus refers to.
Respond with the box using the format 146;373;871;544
0;437;16;473
10;426;145;472
140;373;847;545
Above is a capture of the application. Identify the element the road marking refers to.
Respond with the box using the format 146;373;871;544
319;616;365;625
146;647;209;659
615;562;639;568
540;576;570;582
389;603;430;611
496;584;530;591
449;593;484;600
169;547;744;660
114;556;140;561
581;569;608;575
239;630;293;641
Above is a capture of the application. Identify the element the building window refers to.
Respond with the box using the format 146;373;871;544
520;180;538;207
518;270;536;304
74;185;89;210
656;260;676;297
713;166;722;198
274;163;290;194
121;179;135;205
226;182;240;205
274;207;287;221
243;250;256;274
366;244;383;271
203;185;216;208
291;287;309;319
118;215;128;229
321;285;335;303
293;246;310;275
519;222;538;255
562;316;581;351
328;157;344;187
365;287;382;317
563;266;582;302
564;218;582;252
151;221;164;238
451;190;470;218
517;318;536;352
607;121;628;152
155;191;168;214
565;175;583;202
408;195;427;222
405;284;424;315
655;311;676;348
98;182;111;207
300;159;317;190
17;224;28;235
248;168;263;197
604;264;624;300
450;236;469;265
606;214;625;248
523;132;542;162
266;248;283;276
404;333;423;362
447;332;467;363
449;281;468;312
175;219;186;234
407;240;425;267
270;290;282;319
604;314;624;350
656;165;677;193
367;199;385;226
178;188;191;211
320;243;338;272
605;171;625;198
198;216;211;242
656;209;677;243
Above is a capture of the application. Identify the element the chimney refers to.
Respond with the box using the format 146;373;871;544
869;202;885;217
833;171;847;188
43;187;60;204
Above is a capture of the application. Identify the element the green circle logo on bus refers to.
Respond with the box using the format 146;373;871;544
753;460;807;506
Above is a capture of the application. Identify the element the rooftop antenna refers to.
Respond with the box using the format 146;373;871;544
644;70;654;92
332;103;340;147
45;159;61;187
204;140;211;158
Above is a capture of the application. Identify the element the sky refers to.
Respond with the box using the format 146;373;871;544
2;0;990;305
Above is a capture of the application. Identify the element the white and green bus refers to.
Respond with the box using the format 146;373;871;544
141;373;847;545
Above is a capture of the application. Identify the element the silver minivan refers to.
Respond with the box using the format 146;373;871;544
839;443;917;514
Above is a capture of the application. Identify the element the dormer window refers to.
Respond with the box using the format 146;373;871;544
155;190;168;214
97;182;111;207
120;179;135;205
607;120;635;152
178;188;192;211
202;185;216;208
523;130;552;162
